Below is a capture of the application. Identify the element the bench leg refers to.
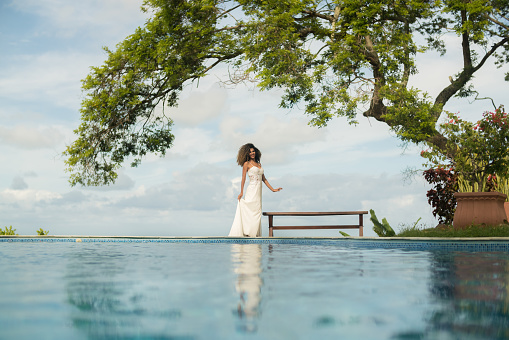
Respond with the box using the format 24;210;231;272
359;214;364;237
268;216;273;237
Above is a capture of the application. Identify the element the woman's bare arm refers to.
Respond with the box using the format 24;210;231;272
262;174;282;192
238;162;249;200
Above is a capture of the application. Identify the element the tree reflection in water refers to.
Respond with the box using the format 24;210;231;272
231;243;263;333
65;245;189;340
426;251;509;339
56;242;509;339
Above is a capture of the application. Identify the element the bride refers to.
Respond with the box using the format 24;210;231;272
228;144;282;237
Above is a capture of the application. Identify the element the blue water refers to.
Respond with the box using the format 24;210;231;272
1;241;509;339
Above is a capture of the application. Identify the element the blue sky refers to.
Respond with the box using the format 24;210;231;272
1;0;507;237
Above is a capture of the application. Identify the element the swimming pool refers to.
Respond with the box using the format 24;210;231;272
1;238;509;339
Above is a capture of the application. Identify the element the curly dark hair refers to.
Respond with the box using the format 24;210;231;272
236;143;261;166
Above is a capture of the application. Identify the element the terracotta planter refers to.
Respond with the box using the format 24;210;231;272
453;192;508;229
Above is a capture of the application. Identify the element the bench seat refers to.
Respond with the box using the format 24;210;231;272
262;211;368;237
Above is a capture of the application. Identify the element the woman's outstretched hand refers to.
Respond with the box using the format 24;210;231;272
272;187;283;192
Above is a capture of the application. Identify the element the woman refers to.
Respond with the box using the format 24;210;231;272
228;143;282;237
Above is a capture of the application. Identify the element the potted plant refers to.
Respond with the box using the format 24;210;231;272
421;107;509;229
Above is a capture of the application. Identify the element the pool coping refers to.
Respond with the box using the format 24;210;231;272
2;235;509;251
2;235;509;240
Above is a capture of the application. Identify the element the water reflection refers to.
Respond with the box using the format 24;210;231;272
426;251;509;339
231;243;263;332
64;245;189;340
58;242;509;339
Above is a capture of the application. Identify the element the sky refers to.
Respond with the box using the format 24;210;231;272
1;0;507;237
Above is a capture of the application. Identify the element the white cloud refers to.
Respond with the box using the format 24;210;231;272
166;128;216;159
220;114;327;164
84;170;136;191
113;163;234;211
8;0;149;39
23;171;38;178
0;106;46;124
0;188;62;207
0;164;436;237
0;1;150;111
168;85;229;126
0;125;65;149
59;190;89;204
0;52;99;108
10;176;28;190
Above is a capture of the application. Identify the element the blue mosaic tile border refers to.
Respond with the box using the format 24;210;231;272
340;239;509;252
2;237;509;252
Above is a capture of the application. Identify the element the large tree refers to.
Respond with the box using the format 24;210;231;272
64;0;509;186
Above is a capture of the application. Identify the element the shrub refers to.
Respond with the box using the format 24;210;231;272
370;209;395;237
421;108;509;192
423;168;458;225
0;226;17;235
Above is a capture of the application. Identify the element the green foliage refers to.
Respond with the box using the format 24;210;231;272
0;227;50;235
483;176;509;202
458;173;509;202
382;86;438;144
457;171;498;193
370;209;395;237
0;226;17;235
339;231;350;237
36;228;49;236
421;109;509;192
64;0;234;186
65;0;509;186
423;168;458;224
397;224;509;238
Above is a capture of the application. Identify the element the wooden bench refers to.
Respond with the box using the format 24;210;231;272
262;211;368;237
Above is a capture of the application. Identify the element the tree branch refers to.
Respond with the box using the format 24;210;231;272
361;35;387;121
200;51;243;74
213;25;243;33
461;10;473;70
217;4;242;19
472;37;509;73
484;14;509;32
401;22;411;88
297;27;314;39
301;9;334;23
435;36;509;110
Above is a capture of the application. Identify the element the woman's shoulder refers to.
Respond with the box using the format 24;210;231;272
243;161;261;170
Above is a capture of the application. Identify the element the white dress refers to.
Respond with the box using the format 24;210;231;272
228;166;263;237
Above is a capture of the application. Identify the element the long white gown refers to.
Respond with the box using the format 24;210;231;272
228;166;263;237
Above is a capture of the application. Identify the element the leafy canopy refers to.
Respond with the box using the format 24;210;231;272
421;109;509;192
64;0;509;186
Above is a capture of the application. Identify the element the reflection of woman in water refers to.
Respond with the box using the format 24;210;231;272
231;244;263;332
228;144;282;237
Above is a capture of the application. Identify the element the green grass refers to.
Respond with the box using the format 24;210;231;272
396;224;509;237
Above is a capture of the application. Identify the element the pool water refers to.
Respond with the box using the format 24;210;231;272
1;241;509;339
